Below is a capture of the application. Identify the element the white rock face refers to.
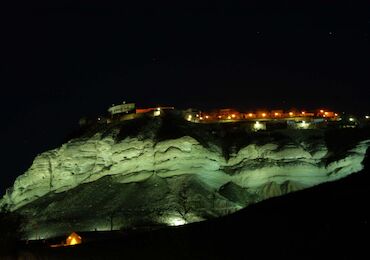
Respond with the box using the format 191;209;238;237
1;129;369;212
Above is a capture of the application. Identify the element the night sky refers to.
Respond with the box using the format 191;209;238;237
1;2;370;194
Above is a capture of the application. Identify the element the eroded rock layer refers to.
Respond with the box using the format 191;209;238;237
1;115;369;238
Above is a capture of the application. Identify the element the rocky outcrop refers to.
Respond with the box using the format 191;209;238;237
0;115;369;238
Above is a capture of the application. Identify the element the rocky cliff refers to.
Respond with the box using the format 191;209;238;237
1;113;369;239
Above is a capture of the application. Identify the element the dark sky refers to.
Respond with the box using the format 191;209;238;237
1;2;370;194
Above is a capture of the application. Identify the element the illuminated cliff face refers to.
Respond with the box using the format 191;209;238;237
1;115;369;238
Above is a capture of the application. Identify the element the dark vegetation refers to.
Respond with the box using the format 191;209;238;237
0;211;24;256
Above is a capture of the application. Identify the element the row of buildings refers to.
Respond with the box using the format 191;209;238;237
78;101;368;131
183;108;338;122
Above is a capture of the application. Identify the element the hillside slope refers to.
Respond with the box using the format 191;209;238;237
1;112;369;239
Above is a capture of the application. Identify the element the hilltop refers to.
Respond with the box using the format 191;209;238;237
1;111;369;241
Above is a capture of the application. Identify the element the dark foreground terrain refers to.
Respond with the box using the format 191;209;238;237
2;145;368;259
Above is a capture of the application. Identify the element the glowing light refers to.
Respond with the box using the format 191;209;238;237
365;116;369;119
187;115;192;121
70;237;78;245
301;112;305;115
253;121;265;131
227;116;231;119
167;217;187;226
231;114;236;118
196;114;199;117
199;117;203;120
205;115;209;119
349;117;354;122
335;113;338;116
274;112;279;116
299;120;310;129
289;112;294;116
248;113;253;117
218;115;222;119
324;112;329;115
320;110;324;113
65;232;82;246
154;110;161;116
262;113;266;117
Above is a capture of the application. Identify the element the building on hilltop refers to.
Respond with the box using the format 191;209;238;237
108;102;136;118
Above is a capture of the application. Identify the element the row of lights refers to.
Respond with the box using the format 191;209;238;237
188;112;369;126
197;111;334;120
